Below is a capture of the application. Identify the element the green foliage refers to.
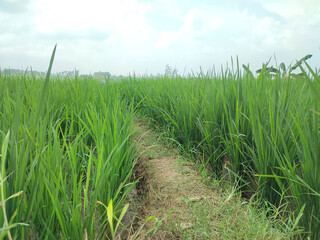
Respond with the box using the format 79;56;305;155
1;49;318;238
0;47;136;239
96;199;129;239
120;58;320;239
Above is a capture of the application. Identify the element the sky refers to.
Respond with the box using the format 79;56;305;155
0;0;319;75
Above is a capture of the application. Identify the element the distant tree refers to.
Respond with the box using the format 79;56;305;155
164;64;178;77
94;71;111;77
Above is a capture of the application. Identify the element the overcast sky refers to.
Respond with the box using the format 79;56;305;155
0;0;319;75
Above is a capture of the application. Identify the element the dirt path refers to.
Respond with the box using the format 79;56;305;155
131;119;216;239
125;119;285;240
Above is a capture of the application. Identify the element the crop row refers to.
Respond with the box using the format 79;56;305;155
121;61;320;239
0;65;135;238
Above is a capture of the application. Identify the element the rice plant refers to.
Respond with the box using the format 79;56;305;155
1;48;319;238
0;47;136;239
120;57;320;239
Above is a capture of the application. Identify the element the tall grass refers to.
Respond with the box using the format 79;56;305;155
121;60;320;239
1;50;318;238
0;48;136;239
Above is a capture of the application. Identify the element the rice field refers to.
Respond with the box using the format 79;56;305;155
121;58;320;239
0;49;319;239
0;49;136;239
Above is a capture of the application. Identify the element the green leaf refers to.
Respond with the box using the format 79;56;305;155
107;200;114;238
1;131;10;180
292;54;312;70
114;203;129;234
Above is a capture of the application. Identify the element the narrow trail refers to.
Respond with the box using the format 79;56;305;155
126;119;285;240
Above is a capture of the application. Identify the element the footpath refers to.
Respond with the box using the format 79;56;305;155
124;119;285;239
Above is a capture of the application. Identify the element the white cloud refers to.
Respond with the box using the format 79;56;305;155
182;8;201;31
157;31;178;49
156;8;200;49
27;0;158;71
210;18;222;30
262;0;320;20
156;7;224;50
0;0;319;74
33;0;152;36
258;0;320;57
